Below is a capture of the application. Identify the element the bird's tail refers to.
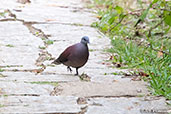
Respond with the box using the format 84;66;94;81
51;59;61;65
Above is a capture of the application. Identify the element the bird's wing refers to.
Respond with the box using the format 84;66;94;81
57;46;73;63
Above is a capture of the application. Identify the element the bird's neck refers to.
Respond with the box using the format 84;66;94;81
81;42;88;46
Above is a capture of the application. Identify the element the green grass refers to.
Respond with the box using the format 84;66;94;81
30;81;58;86
91;0;171;99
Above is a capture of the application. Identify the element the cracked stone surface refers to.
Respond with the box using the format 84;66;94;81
0;0;170;113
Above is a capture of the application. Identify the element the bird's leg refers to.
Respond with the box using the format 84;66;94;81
75;68;79;75
67;66;72;73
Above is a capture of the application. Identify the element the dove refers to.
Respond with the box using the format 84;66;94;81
52;36;90;75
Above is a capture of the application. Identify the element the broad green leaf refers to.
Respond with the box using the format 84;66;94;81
152;0;158;4
164;12;171;26
114;6;123;14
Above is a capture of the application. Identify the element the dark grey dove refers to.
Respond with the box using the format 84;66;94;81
52;36;90;75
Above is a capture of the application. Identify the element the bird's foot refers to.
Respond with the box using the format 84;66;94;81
67;66;72;73
75;73;79;76
75;68;79;76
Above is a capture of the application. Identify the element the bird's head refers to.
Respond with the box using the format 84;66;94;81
81;36;90;45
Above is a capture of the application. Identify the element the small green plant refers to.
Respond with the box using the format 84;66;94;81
111;72;121;75
30;81;58;86
47;64;55;67
23;104;29;107
0;104;5;108
104;73;107;75
45;39;54;45
89;49;97;52
137;94;145;97
35;31;39;34
72;23;84;26
0;11;7;17
41;37;46;41
6;44;14;47
45;56;51;61
0;69;4;72
39;46;46;49
3;95;8;97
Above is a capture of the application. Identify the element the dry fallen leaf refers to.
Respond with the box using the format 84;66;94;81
139;71;149;77
31;65;46;74
113;80;119;82
45;19;58;22
96;15;102;19
157;43;164;58
109;55;113;60
80;73;91;82
17;0;31;4
77;97;87;104
0;88;3;94
32;68;44;74
127;106;133;110
131;76;142;81
102;62;105;65
157;51;163;58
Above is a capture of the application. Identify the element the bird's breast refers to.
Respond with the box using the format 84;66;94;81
66;44;89;68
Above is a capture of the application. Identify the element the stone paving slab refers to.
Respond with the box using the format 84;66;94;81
0;72;80;82
86;97;169;114
52;81;149;97
0;0;20;9
0;81;53;95
0;96;81;113
0;21;43;69
0;96;169;114
13;4;96;25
